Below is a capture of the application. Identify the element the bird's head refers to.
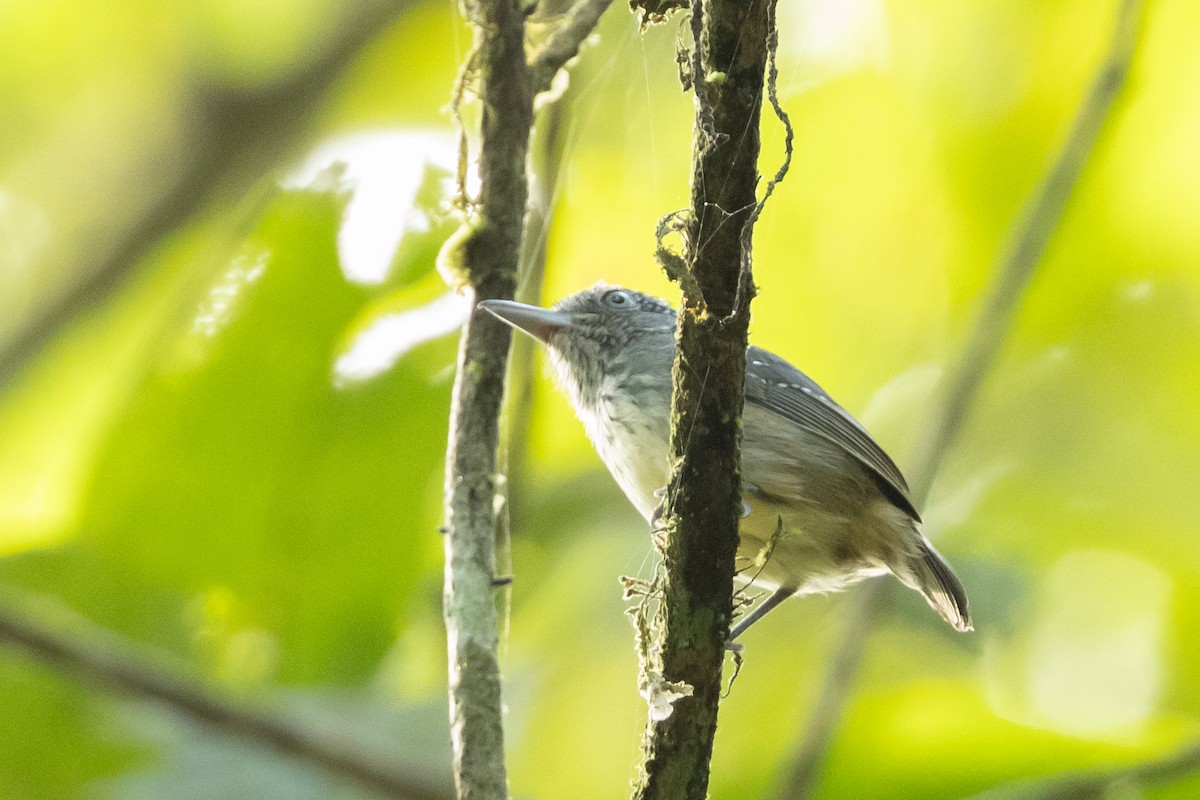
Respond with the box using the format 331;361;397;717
478;284;676;410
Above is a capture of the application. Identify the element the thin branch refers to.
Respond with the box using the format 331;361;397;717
631;0;775;797
964;738;1200;800
495;90;572;646
770;603;872;800
438;0;534;797
905;0;1144;501
0;0;412;396
527;0;615;94
776;2;1146;798
0;590;451;800
440;0;613;790
505;94;570;513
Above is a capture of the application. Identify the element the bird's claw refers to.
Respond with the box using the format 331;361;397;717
650;486;668;523
649;487;670;552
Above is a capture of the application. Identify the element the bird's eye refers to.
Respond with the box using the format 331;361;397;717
603;289;632;308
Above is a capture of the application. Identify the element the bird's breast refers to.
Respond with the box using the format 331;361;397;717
582;373;671;520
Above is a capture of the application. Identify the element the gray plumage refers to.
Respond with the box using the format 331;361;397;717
479;285;971;636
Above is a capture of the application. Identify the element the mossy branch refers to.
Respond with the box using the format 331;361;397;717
631;1;776;798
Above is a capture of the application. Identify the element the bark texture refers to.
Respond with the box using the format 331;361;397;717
440;0;532;798
632;1;773;797
440;1;617;797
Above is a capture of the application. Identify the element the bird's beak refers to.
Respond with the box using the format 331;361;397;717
477;299;572;343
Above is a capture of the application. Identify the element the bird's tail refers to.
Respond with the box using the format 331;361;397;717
907;536;972;632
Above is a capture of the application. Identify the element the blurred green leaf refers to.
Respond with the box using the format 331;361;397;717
3;187;454;686
3;0;1200;797
0;655;144;798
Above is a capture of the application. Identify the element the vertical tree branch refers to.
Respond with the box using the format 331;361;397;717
631;1;774;797
775;2;1146;797
440;1;532;798
441;2;615;798
495;93;571;644
505;97;570;510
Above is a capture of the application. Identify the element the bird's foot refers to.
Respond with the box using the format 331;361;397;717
649;487;669;552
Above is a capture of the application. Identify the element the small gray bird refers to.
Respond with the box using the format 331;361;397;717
479;285;971;640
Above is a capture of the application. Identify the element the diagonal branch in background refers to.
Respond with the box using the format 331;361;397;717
0;589;451;800
631;1;775;798
964;737;1200;800
439;0;615;797
774;2;1147;798
0;0;412;396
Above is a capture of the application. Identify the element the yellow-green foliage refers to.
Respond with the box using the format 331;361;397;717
1;1;1198;799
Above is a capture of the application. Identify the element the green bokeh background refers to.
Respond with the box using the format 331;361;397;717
1;0;1198;798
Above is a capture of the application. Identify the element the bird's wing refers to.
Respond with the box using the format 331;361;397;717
743;346;921;521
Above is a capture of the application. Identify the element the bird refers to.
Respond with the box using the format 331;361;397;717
478;284;971;641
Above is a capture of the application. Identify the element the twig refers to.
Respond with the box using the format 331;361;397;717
963;738;1200;800
0;590;451;800
735;0;791;316
527;0;616;94
631;0;775;798
495;88;572;646
504;93;570;515
0;0;412;396
775;2;1146;798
